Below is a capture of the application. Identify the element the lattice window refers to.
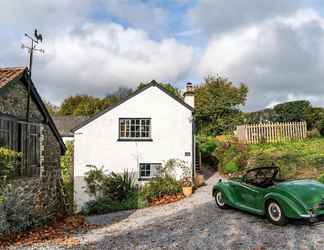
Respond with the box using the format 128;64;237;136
0;115;41;177
139;163;161;179
119;118;151;140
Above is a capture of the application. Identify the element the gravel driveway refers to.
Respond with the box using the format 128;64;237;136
15;172;324;250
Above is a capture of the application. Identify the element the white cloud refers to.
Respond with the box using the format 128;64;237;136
35;23;193;103
0;0;91;34
0;1;193;104
189;0;303;36
198;9;324;110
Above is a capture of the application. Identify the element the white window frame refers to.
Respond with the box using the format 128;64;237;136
119;118;151;140
139;163;161;180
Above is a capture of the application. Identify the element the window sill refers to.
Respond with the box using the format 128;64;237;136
117;139;153;142
138;177;154;181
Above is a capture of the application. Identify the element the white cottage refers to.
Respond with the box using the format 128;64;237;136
73;81;196;209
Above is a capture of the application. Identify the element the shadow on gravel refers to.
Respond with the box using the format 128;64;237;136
201;166;216;181
80;200;324;250
86;210;136;226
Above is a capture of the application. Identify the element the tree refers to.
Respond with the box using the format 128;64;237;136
137;82;182;98
246;108;276;124
273;100;312;123
105;87;133;104
58;95;112;116
195;75;248;135
306;107;324;130
57;82;181;117
59;95;87;116
43;100;59;116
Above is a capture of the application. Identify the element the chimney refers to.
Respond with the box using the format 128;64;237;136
184;82;194;108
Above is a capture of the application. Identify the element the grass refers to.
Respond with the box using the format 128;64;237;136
215;138;324;180
247;138;324;180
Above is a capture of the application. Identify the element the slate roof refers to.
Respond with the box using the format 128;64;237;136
72;80;194;132
53;116;89;137
0;67;26;87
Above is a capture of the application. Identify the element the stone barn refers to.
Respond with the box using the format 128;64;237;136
0;67;66;234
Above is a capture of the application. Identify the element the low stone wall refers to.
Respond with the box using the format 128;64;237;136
0;175;63;235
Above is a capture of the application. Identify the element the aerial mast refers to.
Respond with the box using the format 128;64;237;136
21;30;44;173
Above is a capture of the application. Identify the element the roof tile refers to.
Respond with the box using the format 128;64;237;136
0;67;26;87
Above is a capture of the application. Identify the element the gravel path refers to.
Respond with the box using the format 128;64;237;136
13;172;324;250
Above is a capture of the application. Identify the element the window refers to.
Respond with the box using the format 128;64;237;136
119;118;151;140
139;163;161;180
28;125;40;176
0;119;16;149
0;115;41;177
0;119;10;147
17;123;41;177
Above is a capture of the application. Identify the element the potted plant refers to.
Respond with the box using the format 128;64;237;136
181;177;193;197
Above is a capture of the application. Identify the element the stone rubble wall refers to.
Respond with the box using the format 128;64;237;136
0;78;64;235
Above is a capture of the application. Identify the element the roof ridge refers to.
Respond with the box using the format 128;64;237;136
0;66;27;70
72;80;193;132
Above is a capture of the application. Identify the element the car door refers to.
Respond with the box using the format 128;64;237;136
231;181;262;211
237;182;262;210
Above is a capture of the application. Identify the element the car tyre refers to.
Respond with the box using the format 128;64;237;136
215;190;228;209
266;200;288;226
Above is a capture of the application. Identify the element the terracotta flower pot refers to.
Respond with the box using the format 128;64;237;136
182;186;193;197
195;174;205;187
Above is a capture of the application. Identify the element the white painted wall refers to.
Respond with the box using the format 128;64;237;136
74;85;194;210
62;136;74;144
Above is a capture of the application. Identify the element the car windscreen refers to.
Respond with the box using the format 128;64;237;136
246;167;279;186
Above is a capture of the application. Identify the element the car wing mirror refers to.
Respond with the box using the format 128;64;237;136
242;175;247;182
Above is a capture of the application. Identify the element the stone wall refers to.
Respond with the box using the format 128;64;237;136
0;78;64;235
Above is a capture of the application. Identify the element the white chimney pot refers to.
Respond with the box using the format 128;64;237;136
184;82;194;108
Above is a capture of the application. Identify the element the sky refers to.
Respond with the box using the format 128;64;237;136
1;0;324;111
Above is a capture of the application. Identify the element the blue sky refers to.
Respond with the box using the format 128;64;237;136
1;0;324;111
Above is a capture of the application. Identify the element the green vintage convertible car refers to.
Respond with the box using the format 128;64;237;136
213;167;324;226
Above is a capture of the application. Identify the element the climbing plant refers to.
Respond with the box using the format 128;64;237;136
0;148;21;202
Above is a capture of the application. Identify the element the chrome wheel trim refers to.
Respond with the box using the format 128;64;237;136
268;202;282;222
216;192;225;206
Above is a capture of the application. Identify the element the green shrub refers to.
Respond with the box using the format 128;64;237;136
0;147;21;181
81;191;148;215
0;148;21;204
309;155;324;166
82;197;118;215
253;153;276;168
142;175;181;202
317;119;324;136
83;166;143;215
224;161;239;173
213;141;248;174
84;165;107;197
84;166;137;201
60;141;74;212
318;174;324;184
307;129;321;139
119;191;148;210
198;137;218;155
105;171;137;201
197;136;219;167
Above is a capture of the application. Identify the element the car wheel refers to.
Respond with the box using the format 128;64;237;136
266;200;288;226
215;190;228;209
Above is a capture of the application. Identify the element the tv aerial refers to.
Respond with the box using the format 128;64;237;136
21;29;45;77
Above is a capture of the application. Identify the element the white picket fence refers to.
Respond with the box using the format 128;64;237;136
236;121;307;144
